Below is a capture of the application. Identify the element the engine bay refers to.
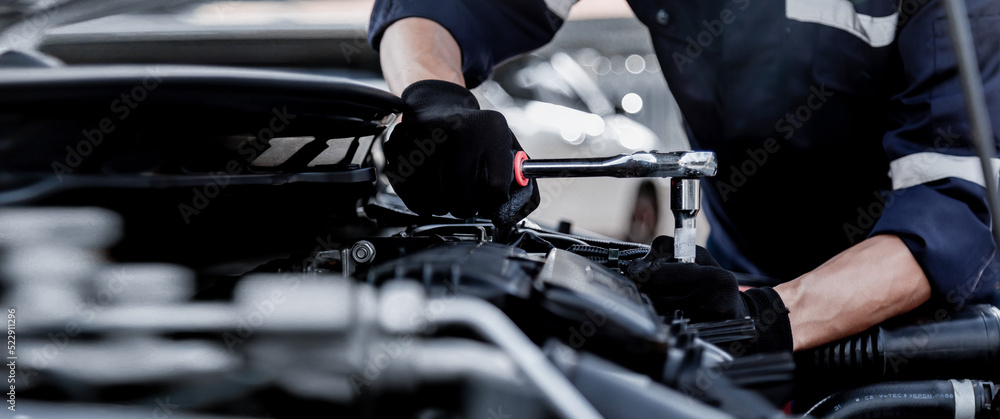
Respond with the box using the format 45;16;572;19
3;65;1000;419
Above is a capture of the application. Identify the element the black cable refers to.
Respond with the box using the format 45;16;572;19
941;0;1000;258
520;225;650;251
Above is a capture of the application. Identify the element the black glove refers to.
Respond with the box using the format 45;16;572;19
623;236;793;354
383;80;540;229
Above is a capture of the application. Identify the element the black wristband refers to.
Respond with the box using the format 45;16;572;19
400;79;480;113
740;287;793;354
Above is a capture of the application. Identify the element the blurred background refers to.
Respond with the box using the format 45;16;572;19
38;0;703;244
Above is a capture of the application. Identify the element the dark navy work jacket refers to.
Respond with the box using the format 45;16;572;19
370;0;1000;308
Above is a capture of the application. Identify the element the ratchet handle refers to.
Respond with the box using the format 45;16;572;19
512;150;717;186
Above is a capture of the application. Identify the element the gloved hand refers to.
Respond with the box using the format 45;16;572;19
623;236;793;353
383;80;540;228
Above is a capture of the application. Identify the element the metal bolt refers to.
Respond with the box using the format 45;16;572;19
656;9;670;26
351;240;376;264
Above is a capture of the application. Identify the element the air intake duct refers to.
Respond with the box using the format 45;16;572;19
797;304;1000;382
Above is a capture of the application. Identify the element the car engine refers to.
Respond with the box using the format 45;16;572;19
2;64;1000;419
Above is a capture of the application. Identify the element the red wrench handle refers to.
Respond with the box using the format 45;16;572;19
514;151;530;187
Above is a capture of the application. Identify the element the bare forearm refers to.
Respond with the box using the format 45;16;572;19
774;235;932;351
379;18;464;95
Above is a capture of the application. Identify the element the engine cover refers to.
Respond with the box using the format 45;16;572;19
367;241;667;373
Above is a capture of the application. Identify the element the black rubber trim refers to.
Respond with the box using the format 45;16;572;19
0;169;375;205
0;64;403;117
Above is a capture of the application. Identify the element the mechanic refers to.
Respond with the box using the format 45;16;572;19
368;0;1000;354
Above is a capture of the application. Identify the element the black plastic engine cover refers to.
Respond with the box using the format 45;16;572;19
367;241;538;303
367;242;667;373
537;249;661;341
0;65;402;268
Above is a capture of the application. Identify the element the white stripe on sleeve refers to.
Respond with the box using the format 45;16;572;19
889;152;1000;190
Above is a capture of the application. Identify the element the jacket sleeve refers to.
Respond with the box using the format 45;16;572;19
869;0;1000;308
368;0;572;87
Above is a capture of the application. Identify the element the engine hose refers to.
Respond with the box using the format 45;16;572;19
804;380;996;419
797;304;1000;382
